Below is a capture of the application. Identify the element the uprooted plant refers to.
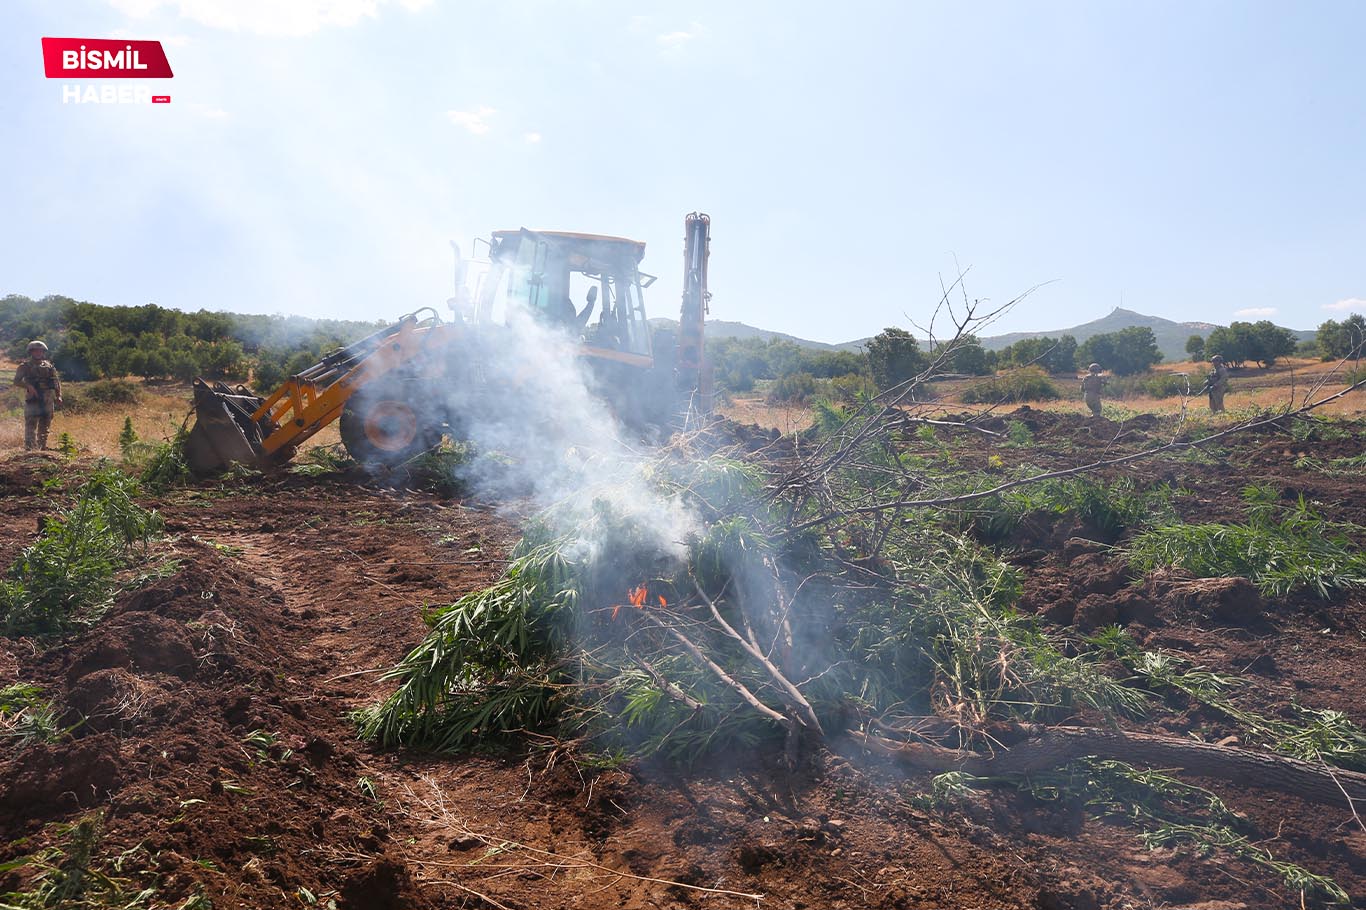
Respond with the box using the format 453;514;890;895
0;812;210;910
1092;631;1366;772
933;758;1351;906
0;464;162;638
1128;483;1366;598
0;683;65;747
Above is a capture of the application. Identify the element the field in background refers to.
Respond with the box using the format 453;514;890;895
0;379;342;457
4;356;1363;456
723;355;1366;432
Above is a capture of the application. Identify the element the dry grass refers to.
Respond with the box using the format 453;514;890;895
718;395;816;433
716;357;1366;434
0;379;342;458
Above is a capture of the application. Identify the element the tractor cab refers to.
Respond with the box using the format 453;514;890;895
459;229;658;366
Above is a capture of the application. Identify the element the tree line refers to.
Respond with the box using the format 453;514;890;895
4;293;1359;401
1;294;382;390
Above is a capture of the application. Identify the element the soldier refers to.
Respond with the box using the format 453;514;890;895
13;340;63;451
1206;354;1229;414
1080;362;1105;418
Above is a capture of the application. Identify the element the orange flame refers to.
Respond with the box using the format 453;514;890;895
613;585;651;621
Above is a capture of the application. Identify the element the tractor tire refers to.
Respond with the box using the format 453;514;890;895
340;392;442;467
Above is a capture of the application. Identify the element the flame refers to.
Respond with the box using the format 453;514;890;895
613;585;651;621
657;594;667;608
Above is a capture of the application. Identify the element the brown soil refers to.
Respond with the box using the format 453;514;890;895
1;410;1364;908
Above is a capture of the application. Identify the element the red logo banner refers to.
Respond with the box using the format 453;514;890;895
42;37;174;78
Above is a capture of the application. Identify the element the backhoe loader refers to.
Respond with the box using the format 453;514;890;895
185;213;712;474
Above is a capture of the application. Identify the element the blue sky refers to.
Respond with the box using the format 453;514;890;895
2;0;1363;343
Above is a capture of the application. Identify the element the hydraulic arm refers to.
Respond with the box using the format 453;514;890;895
186;309;458;474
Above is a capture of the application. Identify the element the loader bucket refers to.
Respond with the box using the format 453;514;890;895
185;379;270;475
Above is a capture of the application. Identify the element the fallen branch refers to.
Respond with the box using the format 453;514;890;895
851;724;1366;808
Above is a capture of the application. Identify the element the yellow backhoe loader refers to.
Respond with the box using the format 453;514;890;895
185;213;712;474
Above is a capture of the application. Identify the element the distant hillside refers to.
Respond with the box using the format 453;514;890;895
670;308;1314;363
977;308;1313;362
648;318;845;350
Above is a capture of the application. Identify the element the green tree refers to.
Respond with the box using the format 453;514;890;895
1077;327;1162;375
1186;334;1205;362
1316;315;1366;360
168;349;200;382
1247;320;1297;367
933;334;994;375
1208;320;1296;367
1003;335;1077;373
866;328;928;391
85;327;128;379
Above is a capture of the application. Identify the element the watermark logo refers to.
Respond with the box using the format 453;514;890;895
42;37;174;104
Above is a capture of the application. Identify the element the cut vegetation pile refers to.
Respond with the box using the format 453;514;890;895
358;365;1366;905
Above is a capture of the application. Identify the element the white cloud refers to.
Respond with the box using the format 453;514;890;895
1234;307;1277;318
445;106;496;135
523;131;542;144
656;23;704;48
1324;297;1366;312
103;0;433;37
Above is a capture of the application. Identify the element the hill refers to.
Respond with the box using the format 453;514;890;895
648;317;846;350
976;307;1313;362
669;308;1314;363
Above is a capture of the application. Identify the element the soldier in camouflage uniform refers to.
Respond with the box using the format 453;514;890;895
13;340;63;450
1080;362;1105;418
1206;354;1229;414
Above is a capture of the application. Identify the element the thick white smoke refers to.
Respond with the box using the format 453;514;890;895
440;305;697;562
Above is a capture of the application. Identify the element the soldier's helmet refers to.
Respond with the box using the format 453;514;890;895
1088;362;1101;373
1210;354;1224;364
26;340;48;353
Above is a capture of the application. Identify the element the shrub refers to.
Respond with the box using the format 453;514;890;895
719;368;755;393
767;372;818;404
960;368;1060;404
82;379;141;405
829;372;874;403
1140;373;1192;398
1004;419;1034;447
0;683;63;746
1105;372;1193;399
966;476;1176;540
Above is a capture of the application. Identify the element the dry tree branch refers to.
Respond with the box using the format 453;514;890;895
643;612;789;728
784;375;1366;535
630;655;704;713
771;274;1035;502
692;581;823;735
849;723;1366;809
